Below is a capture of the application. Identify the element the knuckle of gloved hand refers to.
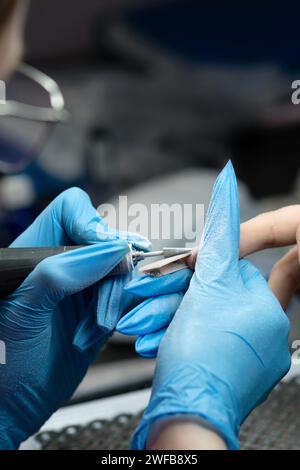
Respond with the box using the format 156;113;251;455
240;259;260;281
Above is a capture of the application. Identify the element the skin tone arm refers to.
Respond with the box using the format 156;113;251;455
187;205;300;310
152;244;300;451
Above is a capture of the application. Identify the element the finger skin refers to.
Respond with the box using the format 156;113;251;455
12;241;129;312
269;246;300;311
125;269;192;298
187;205;300;270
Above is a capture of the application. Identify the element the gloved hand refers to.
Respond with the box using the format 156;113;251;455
131;162;291;450
0;187;150;449
117;269;192;357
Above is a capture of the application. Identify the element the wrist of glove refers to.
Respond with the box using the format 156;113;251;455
130;162;291;451
132;364;240;450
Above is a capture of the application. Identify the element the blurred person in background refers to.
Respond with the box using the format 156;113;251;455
0;0;26;79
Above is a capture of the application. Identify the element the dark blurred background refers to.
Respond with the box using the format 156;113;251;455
2;0;300;404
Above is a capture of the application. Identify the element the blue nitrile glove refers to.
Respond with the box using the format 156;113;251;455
0;187;150;449
131;162;291;450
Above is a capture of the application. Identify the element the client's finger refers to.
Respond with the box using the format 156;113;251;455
135;329;166;358
268;246;300;311
186;206;300;271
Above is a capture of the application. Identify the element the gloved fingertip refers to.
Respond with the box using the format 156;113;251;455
239;259;262;282
226;159;234;173
113;238;131;252
74;239;130;271
72;309;111;353
135;241;152;252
